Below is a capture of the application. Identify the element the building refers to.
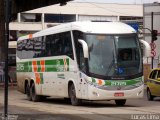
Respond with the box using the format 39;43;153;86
143;2;160;66
9;2;143;32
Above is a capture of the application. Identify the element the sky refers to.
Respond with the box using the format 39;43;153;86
73;0;160;4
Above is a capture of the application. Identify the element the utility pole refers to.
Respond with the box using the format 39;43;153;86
151;12;153;69
4;0;10;118
0;0;5;60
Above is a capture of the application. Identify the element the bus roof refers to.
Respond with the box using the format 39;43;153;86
18;21;136;41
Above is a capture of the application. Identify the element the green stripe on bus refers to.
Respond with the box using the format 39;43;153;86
92;77;142;86
105;80;140;86
105;81;111;86
92;78;96;83
37;61;41;72
66;59;69;71
28;61;32;72
17;58;70;72
40;73;44;84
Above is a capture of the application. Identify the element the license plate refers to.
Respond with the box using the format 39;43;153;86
114;92;124;97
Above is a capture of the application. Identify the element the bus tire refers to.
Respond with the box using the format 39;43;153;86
26;83;32;101
40;96;47;101
69;83;81;106
147;88;154;101
64;98;70;103
115;99;126;106
30;83;40;102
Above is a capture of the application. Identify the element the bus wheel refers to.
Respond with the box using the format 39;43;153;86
26;83;32;101
147;88;154;101
64;98;70;103
115;99;126;106
69;84;81;106
30;83;40;102
40;96;47;101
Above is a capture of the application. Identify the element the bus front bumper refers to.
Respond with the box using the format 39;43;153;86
87;85;144;100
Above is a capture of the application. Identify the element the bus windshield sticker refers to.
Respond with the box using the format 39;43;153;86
117;67;124;74
96;35;105;41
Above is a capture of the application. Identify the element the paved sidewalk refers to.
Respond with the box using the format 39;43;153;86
0;87;81;120
0;104;86;120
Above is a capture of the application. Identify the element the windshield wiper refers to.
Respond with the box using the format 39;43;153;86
106;60;115;76
106;39;118;76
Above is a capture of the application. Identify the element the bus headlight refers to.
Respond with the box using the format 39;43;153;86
84;79;100;88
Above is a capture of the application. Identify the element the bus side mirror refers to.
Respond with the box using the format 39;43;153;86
78;39;89;58
140;39;151;57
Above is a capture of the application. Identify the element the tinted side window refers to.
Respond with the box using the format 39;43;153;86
157;70;160;79
53;34;62;56
17;41;23;59
17;32;73;59
34;37;45;58
45;32;74;59
18;37;45;59
45;34;58;56
21;39;28;59
25;39;34;58
79;45;86;72
62;32;73;59
151;70;158;79
149;71;154;79
73;30;84;69
17;39;32;59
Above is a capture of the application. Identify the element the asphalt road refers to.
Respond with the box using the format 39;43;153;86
0;87;160;120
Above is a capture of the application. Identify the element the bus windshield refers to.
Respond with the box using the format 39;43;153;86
85;33;142;78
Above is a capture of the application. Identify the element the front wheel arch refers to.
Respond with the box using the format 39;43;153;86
68;81;81;106
30;82;41;102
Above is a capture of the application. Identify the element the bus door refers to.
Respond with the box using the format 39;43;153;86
79;45;88;99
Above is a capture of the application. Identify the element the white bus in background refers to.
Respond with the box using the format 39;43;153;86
16;21;150;106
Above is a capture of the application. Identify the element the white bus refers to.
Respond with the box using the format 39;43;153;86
17;21;150;106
